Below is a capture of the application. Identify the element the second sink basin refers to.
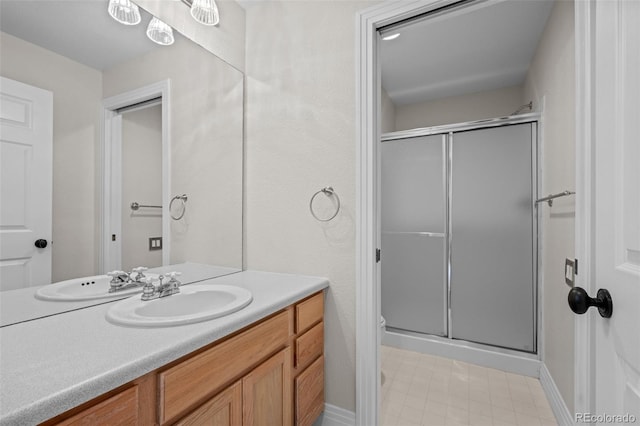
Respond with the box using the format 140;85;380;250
105;284;253;327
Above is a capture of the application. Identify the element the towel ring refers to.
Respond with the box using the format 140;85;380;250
169;194;188;220
310;187;340;222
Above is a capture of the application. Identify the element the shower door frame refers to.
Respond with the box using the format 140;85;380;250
381;114;541;352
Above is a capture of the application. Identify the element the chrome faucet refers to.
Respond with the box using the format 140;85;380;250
107;267;152;293
107;270;131;293
141;272;182;301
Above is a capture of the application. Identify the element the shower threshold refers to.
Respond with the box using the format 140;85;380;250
383;327;540;378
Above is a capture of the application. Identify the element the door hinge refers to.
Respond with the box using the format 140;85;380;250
376;248;381;263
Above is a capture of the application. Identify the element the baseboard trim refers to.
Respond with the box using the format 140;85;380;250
539;364;574;426
383;330;541;377
313;403;356;426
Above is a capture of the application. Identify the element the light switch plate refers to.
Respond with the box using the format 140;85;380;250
149;237;162;251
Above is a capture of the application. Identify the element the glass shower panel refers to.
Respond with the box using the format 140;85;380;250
381;135;446;336
450;124;535;352
381;136;446;233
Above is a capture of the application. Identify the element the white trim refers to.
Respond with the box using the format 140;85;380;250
100;80;171;273
540;364;574;426
314;404;356;426
573;0;595;415
383;331;542;377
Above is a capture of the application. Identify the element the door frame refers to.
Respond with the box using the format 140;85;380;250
573;0;595;416
356;0;592;423
99;80;171;273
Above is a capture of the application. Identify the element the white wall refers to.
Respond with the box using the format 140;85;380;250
394;85;524;131
0;32;101;282
121;105;163;271
135;0;246;72
103;36;244;270
523;0;575;413
244;0;378;412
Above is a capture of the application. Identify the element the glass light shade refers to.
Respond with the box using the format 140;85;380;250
146;17;175;46
190;0;220;26
108;0;141;25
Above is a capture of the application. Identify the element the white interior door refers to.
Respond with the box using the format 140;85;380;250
0;76;53;290
590;0;640;421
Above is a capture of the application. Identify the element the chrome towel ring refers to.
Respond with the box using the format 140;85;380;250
169;194;188;220
310;187;340;222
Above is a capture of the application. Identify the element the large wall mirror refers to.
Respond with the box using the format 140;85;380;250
0;0;243;326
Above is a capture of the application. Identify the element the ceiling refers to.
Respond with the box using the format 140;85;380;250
380;0;555;106
0;0;172;71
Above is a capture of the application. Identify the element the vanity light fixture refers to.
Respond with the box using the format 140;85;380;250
185;0;220;26
382;33;401;41
146;17;175;45
108;0;141;25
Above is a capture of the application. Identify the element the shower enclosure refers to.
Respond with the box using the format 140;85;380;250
381;116;538;353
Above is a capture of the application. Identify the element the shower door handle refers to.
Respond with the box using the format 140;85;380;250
568;287;613;318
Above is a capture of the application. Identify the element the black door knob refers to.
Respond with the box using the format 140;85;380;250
34;239;48;249
568;287;613;318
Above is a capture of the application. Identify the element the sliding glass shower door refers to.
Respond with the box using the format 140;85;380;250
450;124;535;352
381;135;447;336
381;120;537;353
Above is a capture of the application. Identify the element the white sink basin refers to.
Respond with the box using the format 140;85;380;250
35;274;159;302
105;284;253;327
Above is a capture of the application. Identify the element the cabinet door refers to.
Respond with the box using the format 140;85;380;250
243;348;292;426
175;381;241;426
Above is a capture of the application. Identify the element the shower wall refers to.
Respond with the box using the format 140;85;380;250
381;120;537;353
393;85;524;131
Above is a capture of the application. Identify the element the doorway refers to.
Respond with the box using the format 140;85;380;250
355;1;579;424
100;80;170;274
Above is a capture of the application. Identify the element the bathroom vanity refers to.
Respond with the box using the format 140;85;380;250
0;271;328;425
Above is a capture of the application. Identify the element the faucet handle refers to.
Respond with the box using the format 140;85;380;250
131;266;148;281
107;270;126;282
166;272;182;287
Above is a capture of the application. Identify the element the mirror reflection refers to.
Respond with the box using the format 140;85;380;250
0;0;243;326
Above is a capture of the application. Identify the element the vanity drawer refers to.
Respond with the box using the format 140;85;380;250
295;292;323;334
294;355;324;426
159;310;292;424
55;385;139;425
295;321;323;369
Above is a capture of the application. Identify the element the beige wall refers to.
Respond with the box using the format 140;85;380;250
135;0;246;72
244;0;378;411
394;85;524;131
524;0;575;413
381;87;396;134
103;36;244;270
121;105;163;271
0;32;101;282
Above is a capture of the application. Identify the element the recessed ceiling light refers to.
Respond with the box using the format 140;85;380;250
382;33;400;41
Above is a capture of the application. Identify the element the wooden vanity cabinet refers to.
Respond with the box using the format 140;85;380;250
42;291;324;426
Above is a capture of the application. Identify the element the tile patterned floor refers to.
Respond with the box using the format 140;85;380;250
380;345;558;426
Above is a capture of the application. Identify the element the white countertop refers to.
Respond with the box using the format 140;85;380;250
0;263;240;327
0;270;328;425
